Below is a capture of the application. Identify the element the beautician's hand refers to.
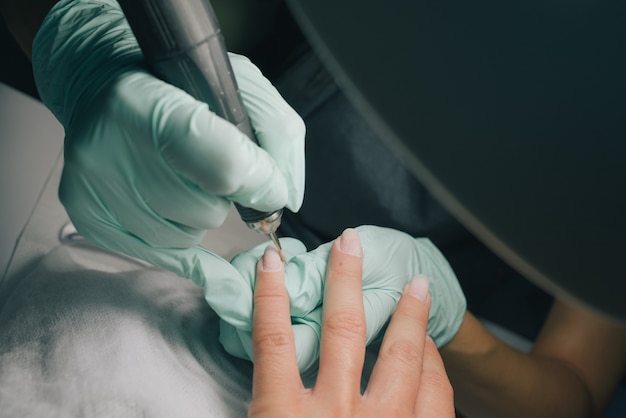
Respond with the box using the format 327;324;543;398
249;230;455;418
31;0;304;278
222;225;466;372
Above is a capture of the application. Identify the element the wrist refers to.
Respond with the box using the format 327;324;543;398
440;311;496;357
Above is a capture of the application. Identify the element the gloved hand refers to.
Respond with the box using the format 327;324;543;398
219;225;467;373
31;0;304;279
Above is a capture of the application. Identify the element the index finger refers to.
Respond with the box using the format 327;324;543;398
251;245;303;398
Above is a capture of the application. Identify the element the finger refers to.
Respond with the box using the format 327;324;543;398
144;76;289;212
365;275;431;409
164;105;289;211
414;338;455;418
252;246;303;399
316;228;367;396
78;72;235;232
230;53;306;212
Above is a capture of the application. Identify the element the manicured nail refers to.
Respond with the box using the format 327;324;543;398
406;275;430;301
261;245;283;272
337;228;362;257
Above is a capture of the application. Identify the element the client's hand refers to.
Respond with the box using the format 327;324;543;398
221;225;466;372
248;229;455;417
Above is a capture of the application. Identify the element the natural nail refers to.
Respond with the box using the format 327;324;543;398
406;275;430;301
261;245;283;272
337;228;362;257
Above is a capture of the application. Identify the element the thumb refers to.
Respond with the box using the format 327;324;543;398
230;53;306;212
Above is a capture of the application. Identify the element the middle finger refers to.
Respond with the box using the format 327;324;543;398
316;229;367;397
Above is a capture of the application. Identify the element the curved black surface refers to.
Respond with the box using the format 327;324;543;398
287;0;626;320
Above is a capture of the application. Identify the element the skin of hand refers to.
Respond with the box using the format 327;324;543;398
440;300;626;418
249;229;455;418
222;225;467;372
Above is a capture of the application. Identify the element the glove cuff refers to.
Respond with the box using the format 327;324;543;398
32;0;143;127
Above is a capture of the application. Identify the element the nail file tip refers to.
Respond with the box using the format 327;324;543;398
269;233;285;261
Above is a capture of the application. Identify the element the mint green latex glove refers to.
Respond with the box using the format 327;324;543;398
220;225;467;373
31;0;304;279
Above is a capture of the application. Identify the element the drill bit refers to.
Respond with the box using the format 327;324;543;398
269;232;283;253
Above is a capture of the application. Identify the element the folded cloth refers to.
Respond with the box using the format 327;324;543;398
0;244;252;418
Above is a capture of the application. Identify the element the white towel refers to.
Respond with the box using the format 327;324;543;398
0;242;252;418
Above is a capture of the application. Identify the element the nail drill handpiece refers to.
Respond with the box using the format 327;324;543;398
118;0;284;250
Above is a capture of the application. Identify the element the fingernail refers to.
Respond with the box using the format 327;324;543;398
406;275;430;301
337;228;362;257
261;245;283;272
